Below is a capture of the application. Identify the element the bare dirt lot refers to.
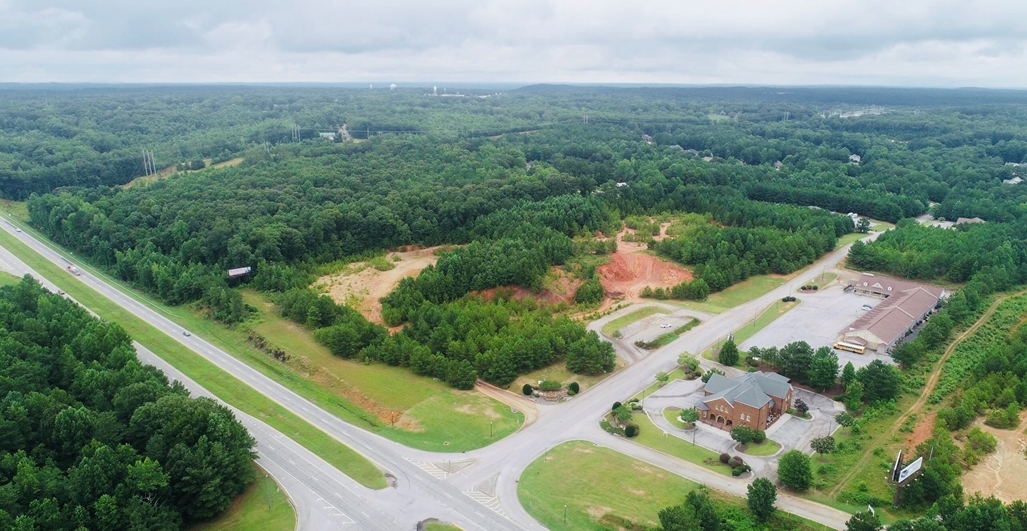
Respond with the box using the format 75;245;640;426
597;226;693;299
315;247;441;324
961;413;1027;503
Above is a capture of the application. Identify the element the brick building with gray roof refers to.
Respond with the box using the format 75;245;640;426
698;372;793;431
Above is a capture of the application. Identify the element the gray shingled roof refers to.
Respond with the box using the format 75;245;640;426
702;372;790;409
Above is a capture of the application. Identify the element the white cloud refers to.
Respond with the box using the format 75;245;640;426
0;0;1025;86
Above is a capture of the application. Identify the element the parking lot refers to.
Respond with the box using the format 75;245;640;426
738;284;895;369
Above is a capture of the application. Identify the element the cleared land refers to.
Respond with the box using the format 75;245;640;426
507;361;618;395
190;465;294;531
961;413;1027;503
0;227;387;488
315;247;442;324
243;290;523;451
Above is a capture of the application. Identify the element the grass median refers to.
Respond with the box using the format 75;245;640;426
0;228;387;489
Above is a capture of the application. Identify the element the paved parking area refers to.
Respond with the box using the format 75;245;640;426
739;285;895;369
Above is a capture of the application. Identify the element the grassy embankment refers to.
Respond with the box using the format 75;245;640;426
0;208;522;453
518;441;828;531
0;226;387;489
637;317;701;350
242;290;522;451
190;465;294;531
0;271;20;286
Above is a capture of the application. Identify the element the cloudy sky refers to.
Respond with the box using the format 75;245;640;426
1;0;1026;87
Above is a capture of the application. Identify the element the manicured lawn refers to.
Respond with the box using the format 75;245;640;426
675;275;787;314
518;441;826;531
630;413;730;475
0;271;20;286
518;441;703;531
739;439;781;456
601;306;669;336
834;232;865;249
805;272;838;287
662;407;693;429
241;290;523;452
0;227;387;489
190;464;294;531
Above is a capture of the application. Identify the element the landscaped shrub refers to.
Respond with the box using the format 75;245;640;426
612;401;622;411
539;379;562;392
630;402;643;411
568;382;580;395
719;453;731;464
732;465;751;476
728;456;745;468
782;296;796;302
751;430;766;444
522;383;534;396
625;424;639;437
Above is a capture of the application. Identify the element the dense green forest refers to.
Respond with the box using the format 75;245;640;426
0;276;255;530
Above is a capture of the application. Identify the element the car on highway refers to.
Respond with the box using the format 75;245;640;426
183;331;191;337
661;324;672;328
14;228;21;232
57;290;65;295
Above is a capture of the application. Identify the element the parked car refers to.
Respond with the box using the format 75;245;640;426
861;304;873;311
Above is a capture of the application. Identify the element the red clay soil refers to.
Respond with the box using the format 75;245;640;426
597;251;693;299
903;411;937;451
475;267;582;306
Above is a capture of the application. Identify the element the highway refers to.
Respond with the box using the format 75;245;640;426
0;213;867;530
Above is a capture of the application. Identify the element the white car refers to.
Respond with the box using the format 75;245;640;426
661;324;672;328
861;304;873;311
14;228;21;232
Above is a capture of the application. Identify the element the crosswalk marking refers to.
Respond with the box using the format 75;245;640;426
406;459;450;479
464;489;506;516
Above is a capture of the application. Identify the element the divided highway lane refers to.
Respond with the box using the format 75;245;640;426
0;217;529;531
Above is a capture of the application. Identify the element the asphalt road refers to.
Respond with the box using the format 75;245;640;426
0;213;874;530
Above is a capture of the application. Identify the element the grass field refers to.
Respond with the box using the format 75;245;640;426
675;275;788;314
518;441;827;531
0;226;387;489
601;306;669;336
242;291;522;451
190;465;295;531
0;271;20;286
518;441;703;530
